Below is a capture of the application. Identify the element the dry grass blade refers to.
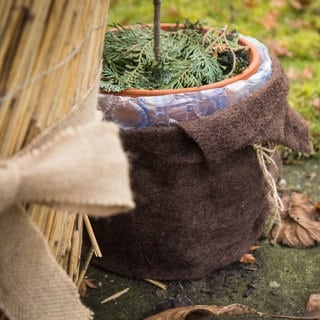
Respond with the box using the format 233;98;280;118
101;288;130;304
145;279;167;290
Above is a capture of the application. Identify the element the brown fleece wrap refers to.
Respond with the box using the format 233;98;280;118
88;57;311;280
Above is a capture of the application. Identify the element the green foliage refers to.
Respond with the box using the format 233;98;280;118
100;21;249;92
106;0;320;152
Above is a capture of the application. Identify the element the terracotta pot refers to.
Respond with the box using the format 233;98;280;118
101;23;260;98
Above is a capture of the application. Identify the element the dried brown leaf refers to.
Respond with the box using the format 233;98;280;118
242;0;258;8
309;172;317;180
271;0;287;7
289;192;320;242
289;0;311;10
287;66;314;81
240;253;256;264
261;10;280;30
313;97;320;115
304;294;320;318
287;66;298;80
79;278;97;298
271;192;320;248
289;0;303;10
292;19;311;30
145;303;318;320
145;304;264;320
264;39;292;57
300;66;314;80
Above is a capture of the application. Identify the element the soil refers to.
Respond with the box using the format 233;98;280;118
82;155;320;320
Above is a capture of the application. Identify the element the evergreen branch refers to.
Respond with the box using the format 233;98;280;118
101;21;249;92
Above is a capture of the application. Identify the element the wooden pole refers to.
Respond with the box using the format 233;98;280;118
153;0;162;61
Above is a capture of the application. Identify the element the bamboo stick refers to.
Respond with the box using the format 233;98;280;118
0;1;110;318
56;212;77;264
69;230;81;282
77;246;95;288
83;214;103;257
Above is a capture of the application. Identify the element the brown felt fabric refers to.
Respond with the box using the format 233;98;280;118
87;58;311;280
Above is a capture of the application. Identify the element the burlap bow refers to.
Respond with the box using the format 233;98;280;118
0;85;135;320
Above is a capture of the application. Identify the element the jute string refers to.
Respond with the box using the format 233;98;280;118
0;83;135;320
253;143;284;242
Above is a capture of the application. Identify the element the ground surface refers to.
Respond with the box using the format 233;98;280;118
83;156;320;320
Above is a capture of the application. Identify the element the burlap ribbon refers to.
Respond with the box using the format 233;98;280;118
0;84;135;319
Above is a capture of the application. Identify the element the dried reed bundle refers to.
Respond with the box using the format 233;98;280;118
0;0;110;318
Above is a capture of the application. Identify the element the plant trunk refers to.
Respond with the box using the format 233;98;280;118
153;0;161;61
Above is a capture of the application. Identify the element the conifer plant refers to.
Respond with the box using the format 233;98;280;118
100;0;251;93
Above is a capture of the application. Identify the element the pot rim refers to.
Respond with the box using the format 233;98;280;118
101;23;260;98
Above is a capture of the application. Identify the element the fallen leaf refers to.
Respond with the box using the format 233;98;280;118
288;0;303;10
312;96;320;115
242;0;257;8
263;39;292;57
164;5;179;18
270;191;320;248
288;0;311;10
287;66;314;81
309;172;317;180
249;245;261;251
145;303;318;320
145;304;263;320
287;66;298;80
79;278;97;298
300;66;314;80
261;10;279;30
270;0;287;8
292;19;311;30
240;253;256;264
304;294;320;318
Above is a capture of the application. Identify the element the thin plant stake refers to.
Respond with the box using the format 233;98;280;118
153;0;162;61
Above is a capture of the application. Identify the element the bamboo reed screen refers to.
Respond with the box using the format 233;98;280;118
0;1;110;318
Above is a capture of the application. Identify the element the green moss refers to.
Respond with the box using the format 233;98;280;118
84;240;320;320
287;30;320;60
